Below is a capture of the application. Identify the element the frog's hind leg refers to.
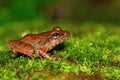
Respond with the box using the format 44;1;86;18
8;40;35;57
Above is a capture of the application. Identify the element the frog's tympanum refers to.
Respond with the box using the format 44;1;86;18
8;26;70;60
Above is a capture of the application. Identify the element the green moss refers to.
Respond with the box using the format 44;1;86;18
0;20;120;79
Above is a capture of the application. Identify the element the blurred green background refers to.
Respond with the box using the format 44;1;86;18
0;0;120;79
0;0;120;25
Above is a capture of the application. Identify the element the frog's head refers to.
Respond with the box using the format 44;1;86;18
51;26;70;44
44;26;70;51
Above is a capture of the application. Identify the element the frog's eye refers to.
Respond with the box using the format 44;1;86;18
53;32;59;38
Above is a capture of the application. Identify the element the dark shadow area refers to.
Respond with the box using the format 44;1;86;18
49;43;66;55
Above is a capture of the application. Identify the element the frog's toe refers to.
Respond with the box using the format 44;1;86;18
50;56;61;60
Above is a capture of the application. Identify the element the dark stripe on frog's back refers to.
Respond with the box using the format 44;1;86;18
20;34;50;44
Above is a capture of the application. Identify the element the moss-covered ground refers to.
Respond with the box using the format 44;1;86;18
0;20;120;80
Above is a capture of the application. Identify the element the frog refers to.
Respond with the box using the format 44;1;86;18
8;26;70;60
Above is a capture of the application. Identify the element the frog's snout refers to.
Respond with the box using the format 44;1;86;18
64;31;70;37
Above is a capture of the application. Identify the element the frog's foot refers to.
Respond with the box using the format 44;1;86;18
51;55;61;60
8;40;35;57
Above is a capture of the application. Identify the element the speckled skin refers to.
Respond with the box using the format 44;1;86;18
8;26;70;60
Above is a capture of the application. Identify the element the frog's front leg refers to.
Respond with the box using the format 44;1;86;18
39;48;54;60
39;48;60;60
8;40;35;57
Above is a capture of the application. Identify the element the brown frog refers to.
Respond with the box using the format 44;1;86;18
8;26;70;60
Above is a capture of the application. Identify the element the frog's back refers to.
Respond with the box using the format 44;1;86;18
20;34;49;44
